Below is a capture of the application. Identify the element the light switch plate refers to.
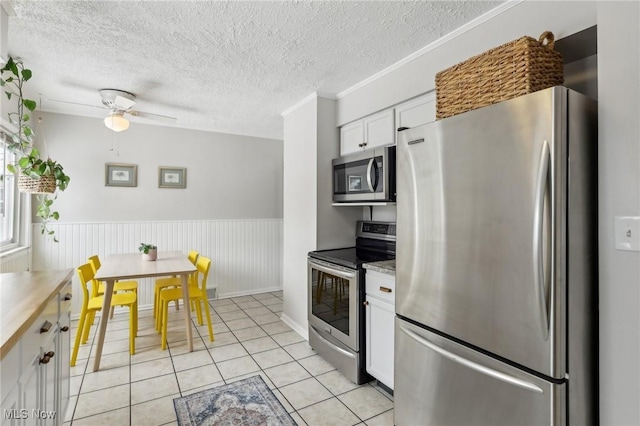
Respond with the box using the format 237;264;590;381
614;216;640;251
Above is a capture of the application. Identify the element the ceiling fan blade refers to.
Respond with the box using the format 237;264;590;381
128;110;177;122
45;98;107;110
114;95;136;110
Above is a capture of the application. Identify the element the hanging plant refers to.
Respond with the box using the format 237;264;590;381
1;57;70;241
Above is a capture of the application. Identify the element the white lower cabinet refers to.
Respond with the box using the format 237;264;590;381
2;383;20;426
41;328;58;426
56;319;71;423
56;284;72;423
364;270;395;389
0;276;72;426
1;342;21;424
21;355;40;426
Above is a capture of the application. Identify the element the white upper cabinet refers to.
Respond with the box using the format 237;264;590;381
394;92;436;141
340;93;436;157
340;120;365;156
364;109;395;150
340;108;395;156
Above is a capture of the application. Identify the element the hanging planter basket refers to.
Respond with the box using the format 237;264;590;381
18;174;56;194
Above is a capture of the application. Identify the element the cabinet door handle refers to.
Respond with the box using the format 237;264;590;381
363;301;369;306
40;320;53;334
60;326;70;332
64;293;73;301
379;286;392;293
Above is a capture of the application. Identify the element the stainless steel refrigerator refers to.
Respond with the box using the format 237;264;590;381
395;87;598;425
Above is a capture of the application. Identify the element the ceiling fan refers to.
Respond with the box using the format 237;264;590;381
48;89;177;132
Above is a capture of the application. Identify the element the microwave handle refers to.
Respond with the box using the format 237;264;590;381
366;158;379;191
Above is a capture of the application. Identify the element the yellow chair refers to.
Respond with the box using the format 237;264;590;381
158;255;214;350
88;255;138;297
316;272;345;315
88;255;138;319
71;263;138;366
153;250;198;326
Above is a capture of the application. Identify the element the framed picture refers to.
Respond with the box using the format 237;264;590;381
159;166;187;188
105;163;137;187
348;175;362;192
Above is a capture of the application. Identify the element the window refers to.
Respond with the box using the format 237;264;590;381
0;134;19;249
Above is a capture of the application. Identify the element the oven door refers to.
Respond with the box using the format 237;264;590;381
308;258;359;351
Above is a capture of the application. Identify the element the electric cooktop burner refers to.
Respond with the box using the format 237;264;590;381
308;247;394;269
308;221;396;269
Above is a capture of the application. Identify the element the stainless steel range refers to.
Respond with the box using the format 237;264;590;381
307;221;396;384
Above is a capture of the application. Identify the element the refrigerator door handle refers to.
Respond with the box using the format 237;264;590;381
533;140;550;341
400;325;544;394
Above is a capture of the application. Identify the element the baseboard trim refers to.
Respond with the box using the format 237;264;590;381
217;286;283;299
280;313;308;341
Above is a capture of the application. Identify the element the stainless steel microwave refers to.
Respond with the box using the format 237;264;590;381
332;146;396;203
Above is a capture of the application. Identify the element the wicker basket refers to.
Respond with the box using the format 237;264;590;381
18;174;56;194
435;31;564;120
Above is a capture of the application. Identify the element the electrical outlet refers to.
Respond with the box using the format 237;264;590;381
614;216;640;251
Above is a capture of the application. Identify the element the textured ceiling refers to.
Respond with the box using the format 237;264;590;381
5;1;502;140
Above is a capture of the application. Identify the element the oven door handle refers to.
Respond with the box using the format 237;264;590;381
309;325;357;359
308;258;357;280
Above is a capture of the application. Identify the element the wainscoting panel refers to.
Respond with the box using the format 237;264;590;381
0;248;30;273
31;219;283;316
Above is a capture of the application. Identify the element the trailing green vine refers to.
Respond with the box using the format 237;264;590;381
1;57;70;241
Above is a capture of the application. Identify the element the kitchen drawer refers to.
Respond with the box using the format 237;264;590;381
58;282;73;317
21;296;58;373
365;270;395;304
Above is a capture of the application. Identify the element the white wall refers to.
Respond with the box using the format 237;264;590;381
281;95;361;336
22;112;284;315
597;2;640;424
333;1;639;424
336;1;597;126
282;98;318;335
316;97;363;250
34;112;282;221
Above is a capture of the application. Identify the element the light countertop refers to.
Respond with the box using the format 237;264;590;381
0;270;73;360
363;260;396;276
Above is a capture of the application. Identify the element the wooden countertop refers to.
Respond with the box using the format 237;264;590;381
0;270;73;360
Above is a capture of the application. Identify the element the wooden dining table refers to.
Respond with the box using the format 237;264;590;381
93;251;197;371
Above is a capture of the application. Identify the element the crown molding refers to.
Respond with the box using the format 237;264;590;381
280;91;337;117
0;1;16;16
336;0;524;99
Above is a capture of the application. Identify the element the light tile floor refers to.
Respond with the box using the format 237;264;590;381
64;291;394;426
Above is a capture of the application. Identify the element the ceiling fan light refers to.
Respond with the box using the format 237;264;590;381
104;112;130;132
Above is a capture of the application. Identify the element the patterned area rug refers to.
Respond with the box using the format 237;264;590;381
173;376;297;426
